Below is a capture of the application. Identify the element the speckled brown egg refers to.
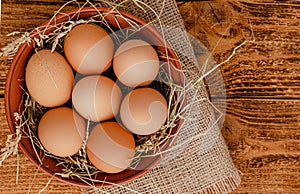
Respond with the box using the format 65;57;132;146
72;76;122;122
38;107;86;157
120;87;168;135
64;24;114;74
86;121;135;173
113;39;159;88
25;49;74;107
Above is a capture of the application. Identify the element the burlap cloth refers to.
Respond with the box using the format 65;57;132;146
1;0;241;193
100;0;241;193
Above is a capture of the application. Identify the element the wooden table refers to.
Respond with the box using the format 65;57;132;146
1;0;299;193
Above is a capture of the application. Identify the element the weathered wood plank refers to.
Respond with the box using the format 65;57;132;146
2;97;300;192
178;1;300;99
0;1;300;98
219;98;300;193
178;2;300;190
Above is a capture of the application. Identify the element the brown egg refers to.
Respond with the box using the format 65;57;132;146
64;24;114;74
72;76;122;122
86;121;135;173
38;107;86;157
120;87;168;135
113;39;159;88
25;49;74;107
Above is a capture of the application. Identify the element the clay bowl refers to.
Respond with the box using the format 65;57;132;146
5;7;184;187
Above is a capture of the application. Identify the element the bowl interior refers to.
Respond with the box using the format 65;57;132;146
5;7;184;187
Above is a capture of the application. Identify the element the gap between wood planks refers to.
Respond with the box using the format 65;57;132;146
0;0;1;25
211;96;300;100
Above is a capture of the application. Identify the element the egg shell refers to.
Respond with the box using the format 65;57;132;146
86;121;135;174
64;24;114;74
113;39;159;88
25;49;74;107
38;107;86;157
120;87;168;135
72;76;122;122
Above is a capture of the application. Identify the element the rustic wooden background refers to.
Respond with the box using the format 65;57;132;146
1;0;300;193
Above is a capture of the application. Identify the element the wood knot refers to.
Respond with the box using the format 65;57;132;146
222;114;243;148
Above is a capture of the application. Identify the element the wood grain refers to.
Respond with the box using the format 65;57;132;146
1;0;300;193
177;0;300;193
206;98;300;193
181;1;300;97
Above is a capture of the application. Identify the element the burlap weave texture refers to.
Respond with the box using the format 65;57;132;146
101;0;241;193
